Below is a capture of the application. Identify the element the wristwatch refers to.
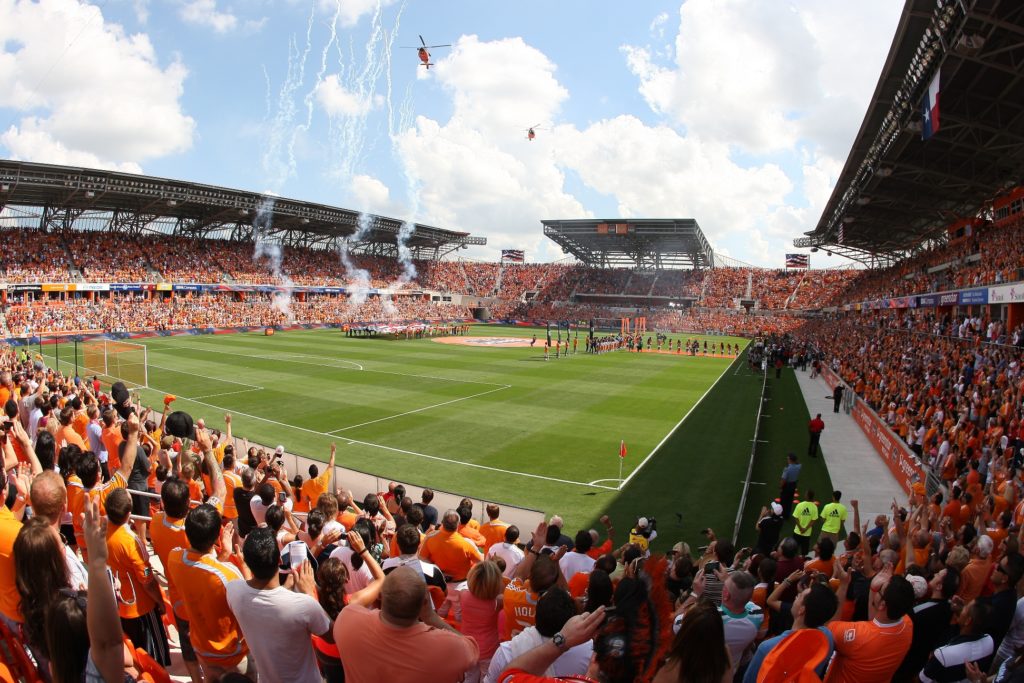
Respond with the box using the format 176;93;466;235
552;632;569;652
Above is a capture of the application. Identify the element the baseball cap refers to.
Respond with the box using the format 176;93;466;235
637;517;649;529
912;482;926;496
771;502;784;516
165;411;196;440
275;445;285;456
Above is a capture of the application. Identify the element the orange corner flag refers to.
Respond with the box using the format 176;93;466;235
619;440;627;459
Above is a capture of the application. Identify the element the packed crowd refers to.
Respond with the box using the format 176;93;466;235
1;294;469;335
5;327;1024;683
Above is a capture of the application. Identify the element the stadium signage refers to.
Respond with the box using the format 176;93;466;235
989;284;1024;304
917;294;938;306
77;283;110;291
938;293;959;306
156;283;172;291
109;283;145;291
172;284;206;292
819;366;923;494
958;288;988;305
41;283;75;292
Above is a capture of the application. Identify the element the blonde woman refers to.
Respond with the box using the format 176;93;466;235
460;560;504;683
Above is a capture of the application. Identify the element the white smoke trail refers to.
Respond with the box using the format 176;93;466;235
388;62;419;292
338;212;373;308
252;197;295;322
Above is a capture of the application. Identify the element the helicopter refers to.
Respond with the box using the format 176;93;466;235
402;35;451;69
525;124;543;141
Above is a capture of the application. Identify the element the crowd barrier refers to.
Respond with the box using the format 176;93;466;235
818;366;925;494
232;437;547;535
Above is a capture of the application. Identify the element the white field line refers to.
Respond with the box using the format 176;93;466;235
141;382;614;490
617;353;743;491
327;385;511;434
152;345;508;388
188;388;264;401
147;361;265;392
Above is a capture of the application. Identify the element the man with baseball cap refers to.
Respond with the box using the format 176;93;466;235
755;502;785;556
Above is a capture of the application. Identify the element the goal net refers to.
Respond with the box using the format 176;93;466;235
81;340;149;390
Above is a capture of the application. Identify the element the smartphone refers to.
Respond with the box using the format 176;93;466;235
705;561;721;573
277;491;288;503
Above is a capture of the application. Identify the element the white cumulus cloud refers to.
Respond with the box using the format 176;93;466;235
180;0;237;33
0;0;195;172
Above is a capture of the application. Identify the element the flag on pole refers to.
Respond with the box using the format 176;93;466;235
922;71;940;140
619;440;627;459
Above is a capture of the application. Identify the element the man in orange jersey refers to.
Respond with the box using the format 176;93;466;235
825;572;914;683
100;408;124;474
419;509;483;582
69;413;141;555
167;424;251;679
457;505;487;549
56;405;86;449
151;478;203;683
0;465;24;633
104;487;170;665
479;503;511;552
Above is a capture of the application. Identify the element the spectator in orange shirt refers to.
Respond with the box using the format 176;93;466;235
458;506;488;549
420;510;483;582
56;406;86;450
104;488;170;665
958;535;994;603
301;443;335;510
479;504;511;552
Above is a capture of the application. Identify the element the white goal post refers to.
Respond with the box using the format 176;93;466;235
81;339;149;389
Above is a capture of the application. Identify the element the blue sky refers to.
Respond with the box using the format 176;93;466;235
0;0;904;266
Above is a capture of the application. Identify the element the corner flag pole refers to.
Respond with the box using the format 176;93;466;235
618;439;626;483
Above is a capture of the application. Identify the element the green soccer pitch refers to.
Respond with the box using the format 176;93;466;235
45;325;818;550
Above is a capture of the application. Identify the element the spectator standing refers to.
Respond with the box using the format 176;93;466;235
833;384;845;414
226;527;333;683
819;491;847;544
779;453;802;518
808;414;825;458
486;525;525;579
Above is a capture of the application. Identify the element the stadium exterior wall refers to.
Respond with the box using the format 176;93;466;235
818;366;925;494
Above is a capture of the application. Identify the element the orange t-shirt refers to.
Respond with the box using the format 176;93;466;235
567;571;590;599
0;507;23;623
419;529;482;581
166;548;247;666
101;426;124;472
106;523;157;619
479;520;510;551
222;471;241;520
57;424;87;450
587;539;613;560
824;617;913;683
459;523;487;549
804;558;835;578
300;470;331;510
150;512;189;620
70;472;127;548
72;411;89;441
502;579;539;640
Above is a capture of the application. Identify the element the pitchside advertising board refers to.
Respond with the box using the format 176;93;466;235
819;366;924;494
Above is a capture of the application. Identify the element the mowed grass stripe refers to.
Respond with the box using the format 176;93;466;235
126;327;747;533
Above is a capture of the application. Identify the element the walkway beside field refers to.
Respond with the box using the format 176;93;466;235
794;370;904;535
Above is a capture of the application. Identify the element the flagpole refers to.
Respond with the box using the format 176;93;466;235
618;453;623;484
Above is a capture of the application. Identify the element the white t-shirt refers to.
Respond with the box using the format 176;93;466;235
329;545;374;594
558;551;596;583
250;495;292;527
486;542;525;578
485;626;592;683
225;582;331;683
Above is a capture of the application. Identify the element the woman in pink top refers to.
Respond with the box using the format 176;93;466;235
459;560;504;683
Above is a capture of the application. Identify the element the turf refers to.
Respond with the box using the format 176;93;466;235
42;326;770;543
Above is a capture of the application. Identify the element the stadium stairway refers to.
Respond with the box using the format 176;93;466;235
794;370;903;532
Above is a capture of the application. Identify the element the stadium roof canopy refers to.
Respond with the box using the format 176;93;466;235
797;0;1024;264
542;218;714;270
0;160;486;259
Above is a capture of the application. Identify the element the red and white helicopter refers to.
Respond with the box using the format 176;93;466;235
525;124;544;141
402;35;450;69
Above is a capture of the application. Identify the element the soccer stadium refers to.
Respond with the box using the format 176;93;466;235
1;0;1024;681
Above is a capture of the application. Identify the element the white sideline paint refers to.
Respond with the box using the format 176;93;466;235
616;353;743;491
141;382;615;490
327;385;510;433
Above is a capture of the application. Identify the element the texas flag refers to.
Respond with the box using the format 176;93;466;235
619;440;627;459
922;71;941;140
